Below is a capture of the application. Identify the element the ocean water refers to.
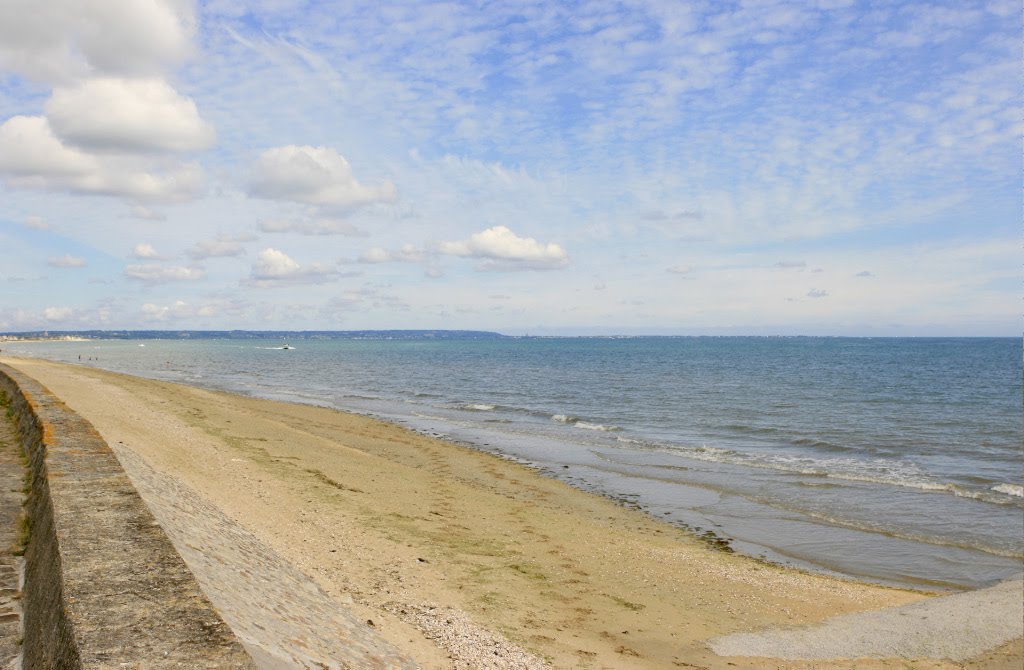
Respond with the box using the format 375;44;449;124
6;336;1022;590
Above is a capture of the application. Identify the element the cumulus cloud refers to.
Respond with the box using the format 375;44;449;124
47;254;87;268
131;243;164;259
856;270;874;277
247;248;338;286
807;288;830;298
257;218;366;236
187;233;255;259
437;226;569;271
0;115;95;176
0;115;204;202
0;0;195;83
0;4;210;204
124;263;204;283
248;146;396;209
358;245;425;264
45;78;214;153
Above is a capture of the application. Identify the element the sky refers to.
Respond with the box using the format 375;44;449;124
0;0;1019;336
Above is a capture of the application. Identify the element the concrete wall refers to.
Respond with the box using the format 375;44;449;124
0;363;255;669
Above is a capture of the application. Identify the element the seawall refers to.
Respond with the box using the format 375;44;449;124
0;362;255;668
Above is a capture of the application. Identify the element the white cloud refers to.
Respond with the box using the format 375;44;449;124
124;263;204;283
806;288;830;298
358;245;425;264
47;254;87;268
666;265;693;274
141;299;193;321
256;219;293;233
438;226;569;271
140;298;229;322
0;115;204;202
257;218;366;236
131;243;164;259
129;205;166;221
855;270;874;277
0;7;209;204
23;216;50;230
248;248;337;286
358;247;391;264
43;306;73;321
187;233;254;259
0;0;195;83
248;145;396;209
45;77;215;153
0;115;96;177
775;261;807;269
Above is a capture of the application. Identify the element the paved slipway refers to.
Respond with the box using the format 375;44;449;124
710;577;1024;662
110;444;546;670
108;444;419;670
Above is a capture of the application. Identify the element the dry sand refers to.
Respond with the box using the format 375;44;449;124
4;356;1021;670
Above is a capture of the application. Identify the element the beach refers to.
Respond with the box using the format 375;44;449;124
2;356;1020;669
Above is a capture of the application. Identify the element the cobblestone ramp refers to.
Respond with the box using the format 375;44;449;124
110;445;418;670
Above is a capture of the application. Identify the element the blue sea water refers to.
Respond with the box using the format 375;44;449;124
7;336;1022;590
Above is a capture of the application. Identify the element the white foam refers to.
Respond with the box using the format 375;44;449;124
574;421;622;432
552;414;577;423
610;438;1019;505
464;404;495;411
992;483;1024;498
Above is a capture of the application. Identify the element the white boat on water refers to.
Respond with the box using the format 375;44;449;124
281;344;295;350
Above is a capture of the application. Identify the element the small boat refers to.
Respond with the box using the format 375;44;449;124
281;344;295;350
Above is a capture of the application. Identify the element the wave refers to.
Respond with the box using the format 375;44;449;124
789;437;857;453
337;393;384;402
463;403;496;411
722;423;780;435
791;508;1024;560
574;421;623;432
551;414;621;431
821;475;1024;505
992;483;1024;498
609;436;1022;506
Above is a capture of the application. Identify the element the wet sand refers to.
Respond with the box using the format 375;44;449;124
3;356;1020;670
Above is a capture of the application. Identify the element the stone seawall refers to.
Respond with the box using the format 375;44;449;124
0;363;255;669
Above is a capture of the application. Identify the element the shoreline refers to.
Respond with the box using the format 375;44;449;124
2;356;1021;668
0;348;962;592
1;339;1019;592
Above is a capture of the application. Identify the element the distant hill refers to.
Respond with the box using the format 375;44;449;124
0;330;508;341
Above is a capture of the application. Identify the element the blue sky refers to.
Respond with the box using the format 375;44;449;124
0;0;1018;335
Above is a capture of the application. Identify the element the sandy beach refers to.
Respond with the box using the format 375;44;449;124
2;356;1020;670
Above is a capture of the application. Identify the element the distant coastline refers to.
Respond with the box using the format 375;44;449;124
0;329;509;342
1;330;1017;343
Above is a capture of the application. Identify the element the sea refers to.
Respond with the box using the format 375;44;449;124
5;336;1022;591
